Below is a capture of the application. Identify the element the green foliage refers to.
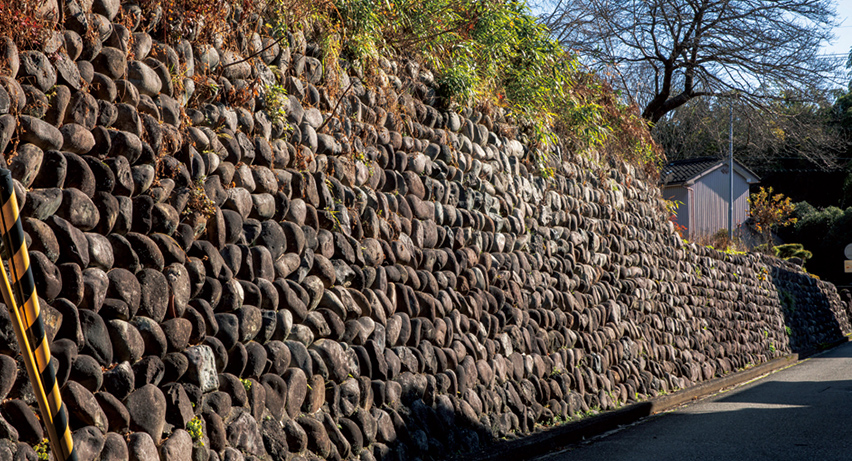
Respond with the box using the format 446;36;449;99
435;61;479;106
128;0;662;178
665;199;688;238
263;83;290;126
187;415;205;446
780;202;852;284
334;0;385;63
847;46;852;70
266;0;660;174
545;414;571;426
779;289;796;313
833;85;852;134
832;49;852;134
240;378;253;392
131;0;662;176
773;243;812;262
34;439;49;461
839;171;852;209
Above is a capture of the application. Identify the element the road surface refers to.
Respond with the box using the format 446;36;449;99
536;341;852;461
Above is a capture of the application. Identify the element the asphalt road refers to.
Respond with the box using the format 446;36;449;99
536;341;852;461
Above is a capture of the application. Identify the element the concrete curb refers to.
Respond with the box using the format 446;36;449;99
462;353;800;461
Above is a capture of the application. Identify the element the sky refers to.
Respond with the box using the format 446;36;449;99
828;1;852;62
827;1;852;87
825;0;852;55
531;1;852;87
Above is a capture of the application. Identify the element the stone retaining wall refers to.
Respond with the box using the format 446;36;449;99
0;1;848;459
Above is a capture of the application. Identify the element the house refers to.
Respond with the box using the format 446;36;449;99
661;157;760;239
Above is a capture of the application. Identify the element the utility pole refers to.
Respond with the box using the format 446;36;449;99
728;97;734;240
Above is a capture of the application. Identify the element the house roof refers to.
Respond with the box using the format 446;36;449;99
661;157;760;186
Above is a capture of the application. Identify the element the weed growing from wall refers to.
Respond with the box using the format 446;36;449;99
264;83;290;126
187;415;205;446
0;0;57;50
131;0;662;176
34;439;49;461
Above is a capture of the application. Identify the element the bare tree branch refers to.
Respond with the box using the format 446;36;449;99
653;90;846;171
541;0;843;123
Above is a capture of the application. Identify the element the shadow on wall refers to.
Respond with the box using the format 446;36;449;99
770;261;852;353
343;254;852;461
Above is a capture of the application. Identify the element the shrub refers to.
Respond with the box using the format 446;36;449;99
749;187;797;245
699;229;748;254
779;202;852;283
774;243;813;262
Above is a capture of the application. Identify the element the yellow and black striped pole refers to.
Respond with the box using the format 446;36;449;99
0;169;76;460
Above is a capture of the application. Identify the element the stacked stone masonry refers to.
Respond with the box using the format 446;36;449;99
0;1;849;459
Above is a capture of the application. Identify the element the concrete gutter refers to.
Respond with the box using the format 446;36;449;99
463;353;800;461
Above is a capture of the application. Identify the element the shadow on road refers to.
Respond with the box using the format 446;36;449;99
537;343;852;461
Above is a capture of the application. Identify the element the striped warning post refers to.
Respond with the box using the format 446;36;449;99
0;169;76;461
